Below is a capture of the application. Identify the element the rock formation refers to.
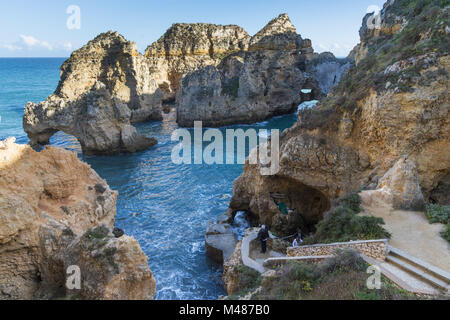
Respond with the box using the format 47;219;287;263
360;157;427;211
307;52;353;95
145;23;251;101
0;138;156;300
176;14;322;127
229;0;450;235
205;221;237;264
24;15;348;151
23;31;162;155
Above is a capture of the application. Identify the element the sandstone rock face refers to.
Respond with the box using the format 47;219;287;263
362;157;426;211
350;0;405;66
145;23;250;101
176;14;322;127
39;226;156;300
229;1;450;235
0;138;156;300
24;16;346;148
23;31;162;155
222;241;243;295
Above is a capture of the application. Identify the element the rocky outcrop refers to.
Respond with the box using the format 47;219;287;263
176;14;322;127
229;0;450;235
361;157;425;211
0;138;156;300
38;225;156;300
350;0;405;66
205;221;237;264
307;52;353;95
24;16;347;149
145;23;250;101
222;241;243;295
24;31;162;155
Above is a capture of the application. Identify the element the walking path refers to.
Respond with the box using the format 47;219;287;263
241;227;449;296
360;198;450;273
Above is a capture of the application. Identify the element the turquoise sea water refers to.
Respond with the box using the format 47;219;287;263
0;58;300;300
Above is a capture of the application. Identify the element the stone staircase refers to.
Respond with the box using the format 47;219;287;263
384;246;450;295
241;230;450;297
362;246;450;296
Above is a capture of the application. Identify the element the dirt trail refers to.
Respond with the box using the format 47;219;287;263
361;198;450;273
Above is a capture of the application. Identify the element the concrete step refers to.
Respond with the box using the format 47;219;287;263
362;254;440;295
387;246;450;285
378;260;440;295
386;255;448;292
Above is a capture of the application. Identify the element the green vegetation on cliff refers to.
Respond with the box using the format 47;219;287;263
321;0;449;112
426;204;450;224
304;193;391;244
442;224;450;243
221;76;240;98
228;265;262;299
425;204;450;243
248;250;414;300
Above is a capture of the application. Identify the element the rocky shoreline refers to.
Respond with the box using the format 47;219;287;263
2;0;448;300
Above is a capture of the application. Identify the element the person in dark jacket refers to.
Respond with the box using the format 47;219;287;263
257;225;270;254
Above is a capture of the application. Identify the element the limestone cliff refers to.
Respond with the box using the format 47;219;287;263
145;23;251;101
23;31;162;155
229;0;450;235
307;52;353;95
176;14;323;127
23;16;347;147
0;138;156;300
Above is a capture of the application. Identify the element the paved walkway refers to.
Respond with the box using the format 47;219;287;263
360;196;450;273
241;231;285;273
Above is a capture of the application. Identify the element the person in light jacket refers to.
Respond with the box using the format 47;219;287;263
292;236;303;247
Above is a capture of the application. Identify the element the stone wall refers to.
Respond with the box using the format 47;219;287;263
287;239;388;261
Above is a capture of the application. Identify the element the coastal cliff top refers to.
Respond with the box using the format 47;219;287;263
251;13;297;43
145;23;251;57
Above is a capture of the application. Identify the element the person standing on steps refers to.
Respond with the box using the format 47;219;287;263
257;225;270;254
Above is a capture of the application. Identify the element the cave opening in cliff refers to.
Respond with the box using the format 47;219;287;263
267;177;331;236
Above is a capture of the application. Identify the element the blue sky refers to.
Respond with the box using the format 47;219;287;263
0;0;385;58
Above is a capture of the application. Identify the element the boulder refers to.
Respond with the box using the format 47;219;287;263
205;221;237;264
0;138;156;300
217;210;234;224
376;157;426;211
222;241;243;295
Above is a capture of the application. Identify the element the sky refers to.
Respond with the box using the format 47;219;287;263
0;0;386;58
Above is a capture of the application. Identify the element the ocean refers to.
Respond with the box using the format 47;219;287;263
0;58;301;300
